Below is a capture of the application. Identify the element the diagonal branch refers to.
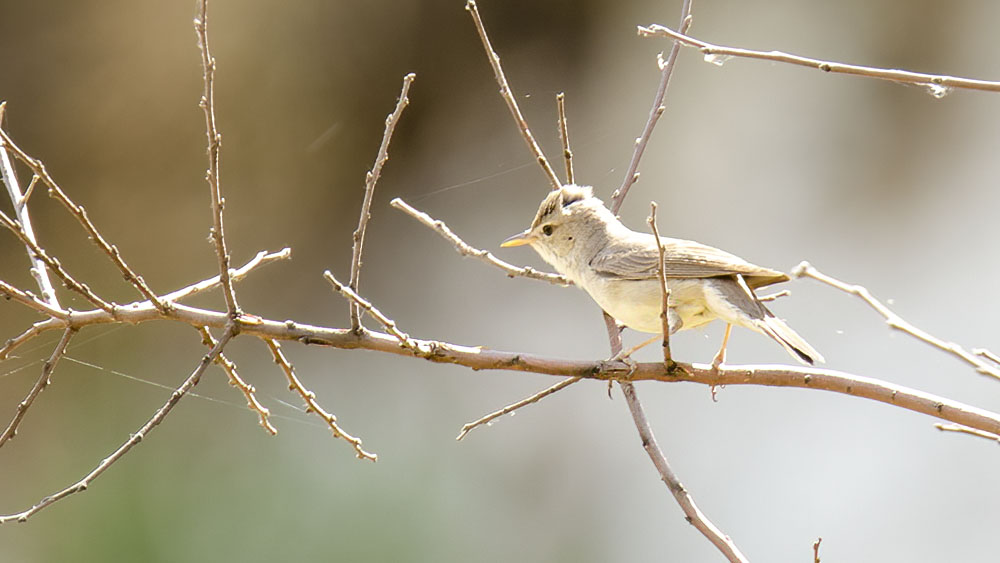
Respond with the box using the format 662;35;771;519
391;198;569;285
465;0;561;190
195;0;240;317
199;326;276;435
349;73;416;331
0;279;68;319
638;24;1000;95
456;375;581;441
0;327;76;448
611;0;693;213
0;323;236;524
0;103;59;308
265;339;375;461
793;262;1000;381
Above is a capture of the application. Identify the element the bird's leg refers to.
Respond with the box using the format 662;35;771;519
711;323;733;370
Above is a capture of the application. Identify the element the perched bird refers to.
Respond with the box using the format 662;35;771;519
500;184;822;365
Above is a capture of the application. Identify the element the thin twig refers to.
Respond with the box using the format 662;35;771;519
198;326;276;435
391;198;570;286
0;127;168;313
813;537;822;563
0;324;236;524
0;279;68;319
556;93;574;184
349;73;416;331
195;0;240;317
934;423;1000;443
757;289;790;303
974;348;1000;367
265;339;376;461
0;210;116;313
162;248;291;304
792;262;1000;381
639;24;1000;95
0;327;75;448
323;270;425;355
610;0;693;214
620;381;750;562
0;103;59;308
456;376;582;441
647;202;674;368
0;320;51;360
465;0;561;190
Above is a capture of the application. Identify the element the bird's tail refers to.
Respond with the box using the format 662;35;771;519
755;314;824;365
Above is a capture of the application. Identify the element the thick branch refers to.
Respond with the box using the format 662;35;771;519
639;24;1000;94
349;73;415;331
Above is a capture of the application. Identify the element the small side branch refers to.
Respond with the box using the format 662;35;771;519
0;279;68;319
465;0;561;190
0;103;59;308
647;202;674;368
638;24;1000;94
195;0;240;317
611;0;693;213
0;324;236;524
324;270;424;355
391;198;569;286
199;326;276;435
934;423;1000;444
793;262;1000;381
265;339;375;461
556;93;574;184
0;327;75;448
456;376;582;441
349;73;416;331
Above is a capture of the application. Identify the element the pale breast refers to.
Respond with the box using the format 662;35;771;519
577;274;718;334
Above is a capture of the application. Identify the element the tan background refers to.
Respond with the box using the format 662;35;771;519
1;0;999;561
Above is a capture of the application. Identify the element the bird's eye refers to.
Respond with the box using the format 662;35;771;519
542;225;554;236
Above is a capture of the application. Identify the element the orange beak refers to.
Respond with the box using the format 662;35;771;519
500;230;533;248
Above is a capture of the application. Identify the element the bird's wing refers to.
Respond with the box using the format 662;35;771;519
589;235;789;288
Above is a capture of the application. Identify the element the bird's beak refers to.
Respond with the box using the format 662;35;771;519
500;229;533;248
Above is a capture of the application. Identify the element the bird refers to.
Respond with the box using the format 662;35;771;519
500;184;822;366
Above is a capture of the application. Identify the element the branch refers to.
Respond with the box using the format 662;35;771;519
556;92;574;184
647;201;674;368
465;0;562;190
792;262;1000;381
934;423;1000;444
456;375;581;441
195;0;240;316
163;248;291;304
611;0;693;214
0;323;236;524
349;73;416;331
0;278;69;319
265;339;375;461
199;326;276;435
0;327;75;448
0;127;168;313
0;102;59;308
638;24;1000;96
390;198;570;286
324;270;426;356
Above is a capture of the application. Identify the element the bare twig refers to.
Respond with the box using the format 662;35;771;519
974;348;1000;367
0;210;115;313
813;537;822;563
163;248;291;304
0;279;68;319
0;324;236;524
199;326;276;435
0;320;51;360
620;381;749;562
639;24;1000;95
0;103;59;308
792;262;1000;381
323;270;425;355
934;423;1000;443
0;127;168;313
610;0;693;213
556;93;574;184
647;202;674;367
465;0;561;190
456;376;582;441
195;0;240;317
757;289;790;303
391;198;570;286
265;339;375;461
349;73;416;331
0;327;75;448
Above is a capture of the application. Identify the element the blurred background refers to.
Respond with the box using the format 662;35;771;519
1;0;999;561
